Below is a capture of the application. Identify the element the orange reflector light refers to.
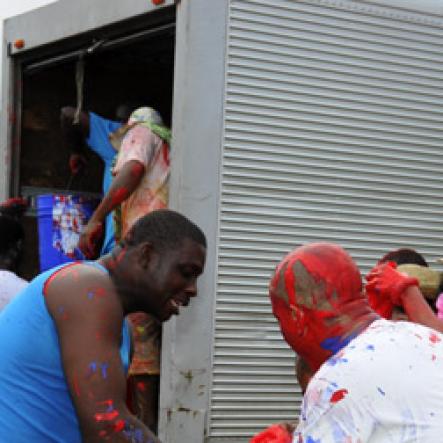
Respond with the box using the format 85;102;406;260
14;39;25;49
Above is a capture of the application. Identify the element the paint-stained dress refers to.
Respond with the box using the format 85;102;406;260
113;124;169;376
295;319;443;443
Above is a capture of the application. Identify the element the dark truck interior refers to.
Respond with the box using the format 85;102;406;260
14;7;176;279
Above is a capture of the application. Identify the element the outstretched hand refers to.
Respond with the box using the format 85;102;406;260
365;262;419;318
79;219;103;259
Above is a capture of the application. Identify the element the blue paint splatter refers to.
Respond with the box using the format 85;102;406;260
101;363;109;379
377;387;385;396
321;334;356;354
123;428;145;443
87;291;94;299
306;436;321;443
327;354;348;366
366;344;375;351
89;362;97;373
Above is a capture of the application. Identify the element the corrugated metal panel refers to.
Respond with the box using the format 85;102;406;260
209;0;443;440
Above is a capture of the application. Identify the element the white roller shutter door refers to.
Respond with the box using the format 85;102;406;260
208;0;443;441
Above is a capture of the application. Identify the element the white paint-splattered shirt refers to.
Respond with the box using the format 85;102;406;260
295;319;443;443
0;270;28;312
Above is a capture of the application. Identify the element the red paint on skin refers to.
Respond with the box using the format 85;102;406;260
162;142;170;165
87;223;104;258
269;243;374;371
73;374;81;397
430;333;441;344
43;262;81;295
115;249;126;264
87;286;107;299
131;162;144;177
330;389;348;403
137;382;146;392
98;399;114;409
111;187;129;206
94;409;119;422
113;420;125;432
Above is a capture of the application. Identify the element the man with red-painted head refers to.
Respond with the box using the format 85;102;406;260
258;242;443;442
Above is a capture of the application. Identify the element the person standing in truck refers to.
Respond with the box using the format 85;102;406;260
79;106;171;432
60;104;136;256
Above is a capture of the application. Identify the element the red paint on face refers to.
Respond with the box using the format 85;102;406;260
269;243;372;371
330;388;348;403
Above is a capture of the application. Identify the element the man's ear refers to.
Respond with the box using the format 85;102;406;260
138;242;154;269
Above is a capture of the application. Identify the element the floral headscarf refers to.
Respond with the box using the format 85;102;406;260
109;106;171;151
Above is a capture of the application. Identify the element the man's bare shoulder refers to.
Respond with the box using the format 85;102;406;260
43;262;120;320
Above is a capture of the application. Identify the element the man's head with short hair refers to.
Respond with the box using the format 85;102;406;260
124;209;206;252
115;102;141;124
376;248;437;313
378;248;428;267
110;209;206;321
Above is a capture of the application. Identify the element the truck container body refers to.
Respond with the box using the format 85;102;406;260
2;1;443;441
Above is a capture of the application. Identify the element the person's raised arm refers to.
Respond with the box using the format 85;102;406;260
78;160;145;258
365;262;443;333
44;264;160;443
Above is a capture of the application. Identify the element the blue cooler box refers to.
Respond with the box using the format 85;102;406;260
37;194;100;272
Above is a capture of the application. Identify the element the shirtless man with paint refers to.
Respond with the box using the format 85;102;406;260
0;209;206;443
254;242;443;442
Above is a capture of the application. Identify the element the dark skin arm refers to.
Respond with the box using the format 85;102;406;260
79;160;145;258
45;263;160;443
400;286;443;333
60;106;90;174
366;263;443;333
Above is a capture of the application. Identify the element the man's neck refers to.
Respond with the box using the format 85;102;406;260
306;308;379;371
